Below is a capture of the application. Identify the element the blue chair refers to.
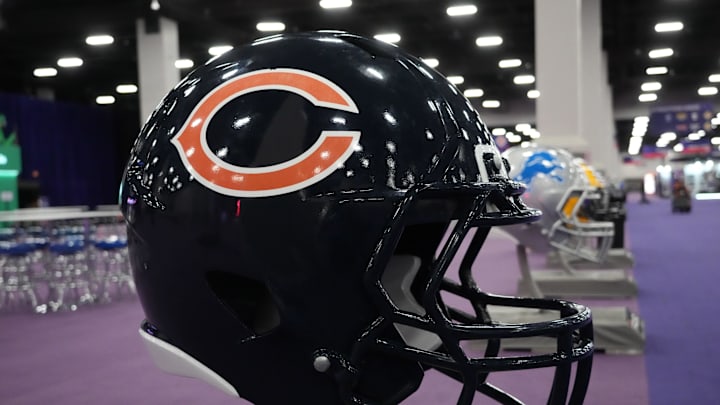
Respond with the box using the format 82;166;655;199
92;236;134;303
0;242;41;313
47;239;93;312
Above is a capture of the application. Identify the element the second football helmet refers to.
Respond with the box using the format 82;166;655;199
502;145;614;262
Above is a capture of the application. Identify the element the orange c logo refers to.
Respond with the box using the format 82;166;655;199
171;68;360;197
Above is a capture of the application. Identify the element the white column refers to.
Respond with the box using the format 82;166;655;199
136;16;180;126
579;0;622;178
534;0;586;153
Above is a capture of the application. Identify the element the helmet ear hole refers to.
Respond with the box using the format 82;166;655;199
206;271;280;336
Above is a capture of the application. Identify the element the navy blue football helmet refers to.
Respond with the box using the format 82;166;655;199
121;31;593;405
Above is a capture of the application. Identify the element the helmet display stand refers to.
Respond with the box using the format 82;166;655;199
518;247;638;298
545;248;635;270
488;244;645;354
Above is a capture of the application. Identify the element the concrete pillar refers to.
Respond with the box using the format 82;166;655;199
136;15;180;126
579;0;622;178
534;0;586;153
535;0;620;174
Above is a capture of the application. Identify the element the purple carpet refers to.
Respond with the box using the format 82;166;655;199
8;197;707;403
625;197;720;405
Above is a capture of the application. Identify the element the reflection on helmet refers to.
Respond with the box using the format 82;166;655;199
502;145;615;262
121;32;593;405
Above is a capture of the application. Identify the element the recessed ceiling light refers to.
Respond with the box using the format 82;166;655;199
646;66;668;75
482;100;500;108
33;67;57;77
513;74;535;85
116;84;138;94
57;57;83;68
446;4;478;17
319;0;352;9
463;88;484;98
648;48;673;59
421;58;439;68
498;59;522;68
641;82;662;92
175;59;194;69
698;86;718;96
654;21;683;33
638;93;657;102
208;45;233;56
709;74;720;83
527;89;540;99
374;33;401;43
446;75;464;85
475;36;503;47
96;95;115;105
256;22;285;32
86;35;114;46
515;123;531;132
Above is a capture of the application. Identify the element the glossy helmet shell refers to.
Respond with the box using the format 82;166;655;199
121;32;591;405
502;144;614;262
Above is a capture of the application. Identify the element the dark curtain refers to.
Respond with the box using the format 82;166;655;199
0;92;121;206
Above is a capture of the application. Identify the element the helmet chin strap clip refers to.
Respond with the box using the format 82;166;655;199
312;348;358;375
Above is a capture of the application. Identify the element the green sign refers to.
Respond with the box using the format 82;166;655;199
0;114;21;210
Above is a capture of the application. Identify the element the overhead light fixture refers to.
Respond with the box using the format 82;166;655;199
256;22;286;32
463;88;484;98
175;59;194;69
709;74;720;83
673;143;684;152
33;67;57;78
711;137;720;145
527;89;540;99
688;132;701;141
446;75;464;85
446;4;478;17
648;48;673;59
116;84;138;94
95;95;115;105
634;116;649;123
641;82;662;92
498;59;522;68
319;0;352;9
698;86;718;96
515;123;531;133
421;58;439;68
208;45;233;56
639;93;657;102
513;74;535;85
482;100;500;108
374;33;401;43
654;21;683;33
660;132;677;140
57;57;83;68
150;0;160;11
475;36;503;47
646;66;668;75
491;128;506;136
86;35;114;46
